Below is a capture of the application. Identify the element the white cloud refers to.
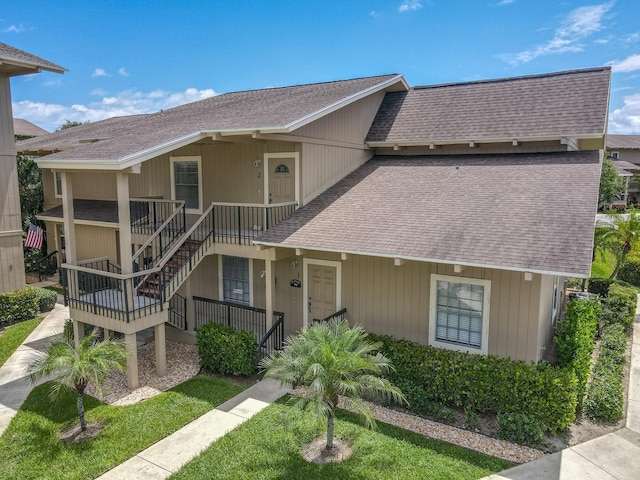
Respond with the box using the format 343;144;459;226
609;93;640;134
497;0;516;6
2;24;26;33
12;87;216;132
399;1;422;13
609;54;640;73
118;67;129;76
500;2;614;64
91;68;109;77
626;32;640;43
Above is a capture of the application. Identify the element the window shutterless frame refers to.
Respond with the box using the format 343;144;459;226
170;156;203;214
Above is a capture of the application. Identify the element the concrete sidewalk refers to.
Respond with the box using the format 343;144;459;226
0;303;67;436
97;378;288;480
483;299;640;480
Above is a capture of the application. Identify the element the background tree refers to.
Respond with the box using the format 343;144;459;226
261;319;406;451
595;209;640;278
56;119;88;131
27;329;127;431
17;155;43;227
598;157;625;209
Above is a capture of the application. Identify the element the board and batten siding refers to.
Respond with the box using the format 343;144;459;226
74;224;118;263
296;253;548;362
0;74;26;292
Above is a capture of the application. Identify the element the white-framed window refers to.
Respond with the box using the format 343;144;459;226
54;171;62;198
429;274;491;355
220;256;252;306
610;151;620;160
170;156;202;214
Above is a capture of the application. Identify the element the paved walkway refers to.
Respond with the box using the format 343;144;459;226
0;303;67;435
2;298;640;478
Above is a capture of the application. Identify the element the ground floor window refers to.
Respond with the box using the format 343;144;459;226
221;256;251;305
429;274;490;354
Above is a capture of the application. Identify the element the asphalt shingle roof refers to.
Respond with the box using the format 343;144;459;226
0;42;65;74
13;118;48;137
366;68;610;144
607;135;640;149
257;152;601;276
17;75;402;163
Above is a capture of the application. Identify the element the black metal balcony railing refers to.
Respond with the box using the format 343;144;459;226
211;202;297;245
194;296;285;357
168;293;187;330
317;308;348;324
130;199;185;234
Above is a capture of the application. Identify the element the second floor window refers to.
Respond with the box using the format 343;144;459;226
54;171;62;197
170;156;202;214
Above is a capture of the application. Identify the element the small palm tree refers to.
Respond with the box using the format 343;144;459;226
260;319;406;450
596;209;640;278
27;328;127;431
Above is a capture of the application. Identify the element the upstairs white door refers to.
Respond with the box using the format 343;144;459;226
268;157;295;204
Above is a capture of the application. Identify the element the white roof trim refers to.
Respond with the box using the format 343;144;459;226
366;133;604;148
251;241;590;278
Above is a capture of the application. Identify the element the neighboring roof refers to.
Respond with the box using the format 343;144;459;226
612;160;640;176
0;42;65;76
607;135;640;149
256;151;601;277
366;67;611;145
13;118;48;138
17;74;407;170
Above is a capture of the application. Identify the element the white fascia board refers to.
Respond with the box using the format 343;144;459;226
0;58;66;74
251;241;591;278
36;215;118;228
35;131;207;171
283;75;408;132
366;133;604;148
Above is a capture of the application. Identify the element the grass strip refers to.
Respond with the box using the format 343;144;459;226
0;317;43;367
0;375;243;480
171;400;512;480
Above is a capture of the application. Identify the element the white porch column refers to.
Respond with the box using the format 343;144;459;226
125;333;139;389
61;172;76;265
265;257;274;329
72;320;84;348
154;323;167;376
116;172;133;273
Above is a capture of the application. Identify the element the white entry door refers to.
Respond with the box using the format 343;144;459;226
308;264;337;323
268;157;295;204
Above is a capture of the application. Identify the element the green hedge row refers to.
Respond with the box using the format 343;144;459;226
30;287;57;312
618;260;640;288
600;283;637;332
553;298;599;407
587;278;615;297
196;323;257;376
0;288;40;324
370;334;577;433
584;324;628;422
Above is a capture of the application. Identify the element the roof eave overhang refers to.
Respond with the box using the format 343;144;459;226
366;133;605;148
252;240;591;278
0;59;66;76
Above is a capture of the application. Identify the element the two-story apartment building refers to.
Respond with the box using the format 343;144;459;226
17;67;610;389
0;42;64;293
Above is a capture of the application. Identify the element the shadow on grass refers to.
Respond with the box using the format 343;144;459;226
20;382;101;425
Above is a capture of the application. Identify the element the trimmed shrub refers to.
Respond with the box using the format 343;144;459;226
584;323;629;423
370;334;578;433
554;298;599;407
497;412;546;446
28;286;57;312
619;260;640;288
0;288;39;324
587;278;615;297
600;283;637;332
196;323;257;376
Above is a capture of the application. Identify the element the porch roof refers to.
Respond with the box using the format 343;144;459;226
255;151;602;277
17;74;407;170
0;42;66;77
38;199;126;225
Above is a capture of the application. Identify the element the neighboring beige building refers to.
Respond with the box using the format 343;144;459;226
18;67;610;388
0;43;64;294
14;118;49;140
607;135;640;206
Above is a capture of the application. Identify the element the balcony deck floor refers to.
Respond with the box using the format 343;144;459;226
78;289;160;311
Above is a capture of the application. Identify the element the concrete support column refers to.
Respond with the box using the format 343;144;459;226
72;320;84;348
125;333;139;389
154;323;167;376
61;172;77;265
103;328;112;340
265;257;274;329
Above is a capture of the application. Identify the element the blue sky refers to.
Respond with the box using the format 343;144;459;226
2;0;640;133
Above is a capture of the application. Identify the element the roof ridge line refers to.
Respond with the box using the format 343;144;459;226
412;66;611;90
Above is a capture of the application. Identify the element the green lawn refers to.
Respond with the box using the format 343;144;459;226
43;285;65;295
0;317;43;367
171;401;512;480
591;250;616;278
0;375;244;480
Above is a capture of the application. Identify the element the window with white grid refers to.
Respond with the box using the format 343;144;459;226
429;274;490;354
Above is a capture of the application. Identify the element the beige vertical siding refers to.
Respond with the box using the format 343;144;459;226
0;235;26;292
615;148;640;164
537;274;556;360
75;224;118;262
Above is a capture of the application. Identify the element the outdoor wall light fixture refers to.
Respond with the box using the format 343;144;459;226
291;259;299;269
253;158;261;168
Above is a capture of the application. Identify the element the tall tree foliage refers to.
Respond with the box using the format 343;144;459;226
261;319;406;450
17;155;43;226
598;157;625;209
27;329;127;431
595;209;640;278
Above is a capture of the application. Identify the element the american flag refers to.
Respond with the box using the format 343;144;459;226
25;223;44;250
